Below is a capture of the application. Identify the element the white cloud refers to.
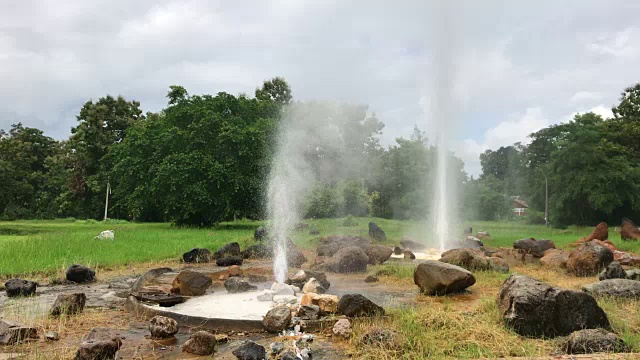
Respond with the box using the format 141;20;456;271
571;91;602;103
586;27;637;58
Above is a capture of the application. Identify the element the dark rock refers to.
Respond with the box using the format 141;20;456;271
461;236;483;249
393;246;403;255
404;250;416;259
287;248;307;268
338;294;385;317
50;293;86;316
583;278;640;298
621;218;640;241
540;249;569;269
242;244;272;259
130;267;173;295
414;261;476;295
297;305;320;320
75;338;122;360
564;328;628;354
5;278;37;297
567;241;614;276
134;293;185;307
171;270;212;296
182;248;211;263
599;261;627;280
368;222;386;241
513;238;556;257
66;264;95;283
224;278;257;293
149;316;178;339
182;331;217;356
364;245;393;265
216;256;243;267
497;274;610;337
327;246;369;273
213;242;241;259
286;270;330;290
254;226;268;241
364;275;379;283
400;238;426;251
0;320;37;345
232;340;267;360
263;306;292;333
317;235;371;257
463;226;473;235
281;351;297;360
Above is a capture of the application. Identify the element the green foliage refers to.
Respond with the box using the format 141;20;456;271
304;184;340;218
463;175;511;221
525;210;546;225
341;215;358;227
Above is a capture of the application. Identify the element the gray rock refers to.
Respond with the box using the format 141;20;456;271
461;236;484;249
298;305;320;320
281;351;297;360
317;235;371;257
182;248;211;263
213;242;241;258
149;316;178;339
75;338;122;360
263;306;292;333
130;267;173;295
497;274;610;337
232;340;266;360
439;248;492;271
182;331;217;356
269;341;284;355
413;260;476;295
50;293;86;317
4;278;37;297
287;247;307;268
224;278;257;293
327;246;369;273
564;328;628;354
332;318;352;338
626;268;640;280
171;270;212;296
66;264;95;283
513;238;556;257
0;320;37;345
286;270;330;290
337;294;385;317
368;222;386;241
242;244;272;259
364;245;393;265
583;278;640;298
254;226;268;241
302;278;326;294
599;261;627;280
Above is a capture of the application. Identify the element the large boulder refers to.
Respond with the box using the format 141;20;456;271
460;236;484;249
0;320;38;345
254;226;268;241
300;293;339;314
130;267;173;295
5;278;37;297
317;235;371;257
488;257;510;273
263;306;292;333
413;261;476;295
327;246;369;273
567;241;614;276
620;218;640;241
182;248;211;263
287;247;307;268
149;316;178;339
297;305;320;320
302;278;326;294
540;249;569;269
50;293;86;317
579;222;609;242
400;238;426;251
286;270;330;290
232;340;266;360
213;242;241;259
364;245;393;265
242;244;272;259
66;264;95;283
216;256;243;267
583;279;640;298
182;331;217;356
171;270;212;296
224;278;257;293
513;238;555;257
439;248;491;271
75;338;122;360
564;329;628;354
368;222;386;241
337;294;384;317
599;261;627;280
497;274;610;337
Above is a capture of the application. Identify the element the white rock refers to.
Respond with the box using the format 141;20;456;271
302;278;326;294
273;295;297;305
257;290;275;302
271;283;295;296
332;318;352;338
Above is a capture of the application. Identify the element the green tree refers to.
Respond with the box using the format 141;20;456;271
255;77;292;104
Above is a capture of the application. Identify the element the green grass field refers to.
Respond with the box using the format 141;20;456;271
0;217;638;277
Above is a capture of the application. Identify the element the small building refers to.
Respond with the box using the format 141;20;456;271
511;196;528;216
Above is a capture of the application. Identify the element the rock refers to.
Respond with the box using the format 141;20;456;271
256;290;274;302
182;331;217;356
182;248;211;263
134;293;186;307
224;278;257;293
400;238;426;251
621;218;640;241
583;279;640;298
614;250;640;266
368;222;386;241
490;248;537;265
564;328;628;354
540;249;569;269
599;261;627;280
414;261;476;295
149;316;178;339
130;267;173;295
476;231;491;240
403;250;416;259
364;245;393;265
242;244;272;259
271;282;296;295
439;248;491;271
338;294;384;317
286;270;330;290
300;293;339;314
232;340;266;360
215;334;229;343
269;341;284;355
4;278;37;297
213;242;241;258
626;269;640;280
489;257;509;273
287;248;307;268
513;238;556;257
600;239;617;252
216;256;243;267
359;328;400;349
461;236;484;249
302;278;326;294
332;319;352;338
273;295;297;304
66;264;95;283
364;275;379;283
50;293;86;317
463;226;473;235
497;274;610;337
171;270;212;296
254;226;268;241
0;320;37;345
228;265;243;277
393;246;403;255
298;305;320;320
263;306;292;333
317;235;371;256
299;348;311;360
567;241;614;276
579;222;609;242
327;246;369;273
75;338;122;360
281;351;297;360
45;331;60;341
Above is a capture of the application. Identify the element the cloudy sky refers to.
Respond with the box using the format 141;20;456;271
2;0;640;176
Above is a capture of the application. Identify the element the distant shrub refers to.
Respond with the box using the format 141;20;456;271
102;218;128;224
75;219;99;224
342;216;358;227
525;210;546;225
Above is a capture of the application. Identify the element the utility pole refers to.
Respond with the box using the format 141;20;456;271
104;180;111;220
544;175;549;227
